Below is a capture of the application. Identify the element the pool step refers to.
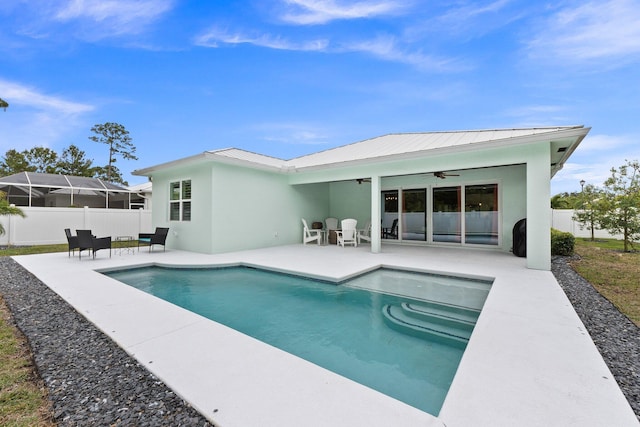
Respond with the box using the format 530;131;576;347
382;302;479;348
402;301;480;326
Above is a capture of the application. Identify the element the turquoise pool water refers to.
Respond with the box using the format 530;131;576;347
106;266;491;415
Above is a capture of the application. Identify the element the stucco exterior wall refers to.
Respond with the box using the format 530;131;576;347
149;163;214;253
151;160;329;254
208;163;329;253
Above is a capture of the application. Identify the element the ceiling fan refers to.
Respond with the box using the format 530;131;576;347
356;178;371;184
432;171;460;179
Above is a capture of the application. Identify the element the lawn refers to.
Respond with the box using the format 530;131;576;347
571;238;640;326
0;296;55;426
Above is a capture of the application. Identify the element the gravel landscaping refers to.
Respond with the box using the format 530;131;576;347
551;255;640;420
0;257;213;427
0;255;638;425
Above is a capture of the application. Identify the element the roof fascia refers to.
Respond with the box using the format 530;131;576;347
550;127;591;177
133;152;211;176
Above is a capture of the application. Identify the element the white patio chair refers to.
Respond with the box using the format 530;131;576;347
301;218;322;245
336;218;358;247
357;220;371;244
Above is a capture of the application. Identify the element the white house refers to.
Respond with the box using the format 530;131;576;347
133;125;590;270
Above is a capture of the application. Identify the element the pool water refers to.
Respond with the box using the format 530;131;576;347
106;266;491;415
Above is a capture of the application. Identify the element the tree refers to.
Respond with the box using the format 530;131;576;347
56;145;95;176
572;183;605;241
0;98;8;111
0;191;26;236
599;160;640;252
25;147;58;174
89;122;137;183
92;165;127;185
0;149;34;176
551;192;582;209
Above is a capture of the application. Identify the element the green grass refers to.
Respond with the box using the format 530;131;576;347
0;297;54;427
0;244;67;257
571;238;640;326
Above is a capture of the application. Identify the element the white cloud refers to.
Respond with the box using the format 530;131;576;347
194;27;329;51
279;0;407;25
341;35;459;71
0;79;94;152
10;0;174;41
0;79;93;115
195;28;463;71
503;104;572;126
527;0;640;65
256;122;331;146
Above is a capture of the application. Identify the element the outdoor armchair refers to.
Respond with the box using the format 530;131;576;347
357;220;372;244
336;218;358;247
301;218;322;245
76;229;111;259
64;228;79;257
138;227;169;252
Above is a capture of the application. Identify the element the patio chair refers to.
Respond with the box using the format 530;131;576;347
383;219;398;239
76;229;111;259
301;218;322;245
357;220;372;244
64;228;79;257
325;217;339;245
336;218;358;247
138;227;169;252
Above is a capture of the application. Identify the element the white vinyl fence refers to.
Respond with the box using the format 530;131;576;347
551;209;623;240
0;207;153;246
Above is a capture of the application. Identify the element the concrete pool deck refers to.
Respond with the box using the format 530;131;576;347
13;245;638;427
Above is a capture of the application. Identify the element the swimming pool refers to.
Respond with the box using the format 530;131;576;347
106;266;492;415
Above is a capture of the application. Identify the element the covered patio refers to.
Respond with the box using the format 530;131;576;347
13;243;637;427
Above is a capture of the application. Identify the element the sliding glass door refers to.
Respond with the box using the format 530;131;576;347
380;183;498;245
465;184;498;245
432;187;461;243
402;189;426;241
382;190;398;239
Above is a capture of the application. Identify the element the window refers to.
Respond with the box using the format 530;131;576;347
169;179;191;221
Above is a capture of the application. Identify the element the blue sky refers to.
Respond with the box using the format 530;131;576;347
1;0;638;194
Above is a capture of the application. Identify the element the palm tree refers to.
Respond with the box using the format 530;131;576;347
0;191;26;237
0;98;8;111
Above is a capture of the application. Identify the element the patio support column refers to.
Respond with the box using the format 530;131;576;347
526;142;551;270
371;175;381;253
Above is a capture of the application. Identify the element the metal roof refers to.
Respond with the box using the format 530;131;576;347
133;126;589;176
285;126;587;170
0;172;131;192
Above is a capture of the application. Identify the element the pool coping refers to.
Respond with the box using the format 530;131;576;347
13;245;639;427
